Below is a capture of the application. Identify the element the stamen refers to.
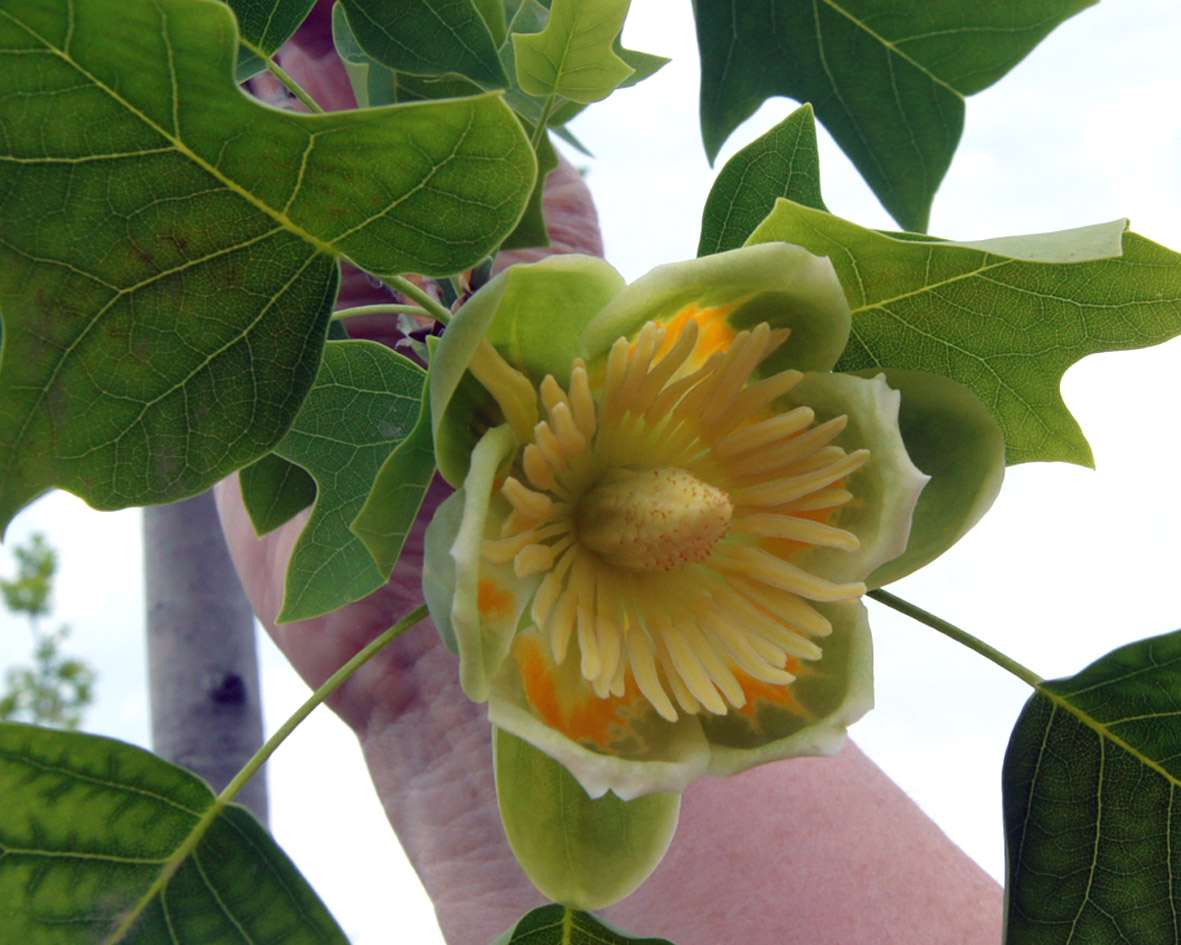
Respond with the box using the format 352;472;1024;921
522;443;557;492
717;545;865;603
467;339;538;443
738;449;869;507
733;416;849;478
661;618;728;714
568;363;597;440
780;487;853;513
626;624;677;721
726;576;833;638
716;370;805;432
713;403;814;459
635;318;698;406
734;513;860;551
531;547;574;626
502;476;553;521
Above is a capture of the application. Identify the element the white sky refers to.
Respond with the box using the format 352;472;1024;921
4;1;1181;942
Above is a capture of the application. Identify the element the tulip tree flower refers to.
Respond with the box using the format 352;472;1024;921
423;243;1004;908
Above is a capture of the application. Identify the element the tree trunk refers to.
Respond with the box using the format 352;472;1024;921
144;490;268;825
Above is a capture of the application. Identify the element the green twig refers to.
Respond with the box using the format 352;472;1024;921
868;589;1044;689
104;605;429;944
384;274;454;326
239;38;326;114
265;58;325;114
332;303;428;321
531;94;558;150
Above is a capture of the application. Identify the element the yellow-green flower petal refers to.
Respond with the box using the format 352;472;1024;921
422;243;1001;812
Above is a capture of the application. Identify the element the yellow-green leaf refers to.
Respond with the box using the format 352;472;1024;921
749;203;1181;466
512;0;634;104
0;722;347;944
0;0;534;532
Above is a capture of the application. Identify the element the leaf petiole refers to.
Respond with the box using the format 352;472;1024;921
383;274;455;325
332;303;429;321
531;93;559;150
264;57;326;113
240;38;326;114
868;588;1043;689
104;604;429;943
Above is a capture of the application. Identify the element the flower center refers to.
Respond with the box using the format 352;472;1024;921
578;466;733;572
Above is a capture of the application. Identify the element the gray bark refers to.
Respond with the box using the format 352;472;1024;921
144;490;268;825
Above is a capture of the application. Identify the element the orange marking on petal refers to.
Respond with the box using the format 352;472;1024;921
732;662;812;719
647;302;741;370
517;636;644;750
478;579;515;624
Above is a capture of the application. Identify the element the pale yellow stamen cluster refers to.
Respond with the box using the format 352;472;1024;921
481;319;869;722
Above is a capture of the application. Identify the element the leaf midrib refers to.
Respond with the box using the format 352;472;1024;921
1;4;341;259
1041;684;1181;788
815;0;965;99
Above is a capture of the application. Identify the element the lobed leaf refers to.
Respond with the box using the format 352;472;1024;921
0;0;534;532
0;721;347;944
512;0;634;104
494;904;677;945
1003;630;1181;944
238;452;316;536
693;0;1095;231
221;0;316;81
697;103;827;257
351;371;437;577
337;0;508;86
272;340;426;623
748;204;1181;466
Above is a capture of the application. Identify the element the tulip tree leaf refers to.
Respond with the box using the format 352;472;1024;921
273;341;426;623
495;904;676;945
693;0;1095;232
748;203;1181;466
222;0;317;81
337;0;508;86
697;104;827;257
332;3;481;109
512;0;635;104
351;373;436;577
0;0;534;533
239;452;316;536
1003;629;1181;945
0;721;347;945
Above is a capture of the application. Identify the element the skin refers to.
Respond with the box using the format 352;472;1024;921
216;16;1005;943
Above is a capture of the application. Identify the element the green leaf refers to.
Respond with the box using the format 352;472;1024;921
502;124;560;251
496;904;677;945
495;729;680;911
333;2;481;109
1003;630;1181;945
512;0;635;104
693;0;1095;232
697;104;827;257
221;0;316;81
748;204;1181;466
473;0;508;45
272;340;426;623
0;0;535;531
238;452;316;536
337;0;508;86
351;370;436;577
0;722;347;944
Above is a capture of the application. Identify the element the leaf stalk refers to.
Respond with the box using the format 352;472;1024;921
104;605;429;943
868;588;1044;689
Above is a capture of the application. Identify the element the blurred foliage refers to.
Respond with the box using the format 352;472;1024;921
0;533;95;729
